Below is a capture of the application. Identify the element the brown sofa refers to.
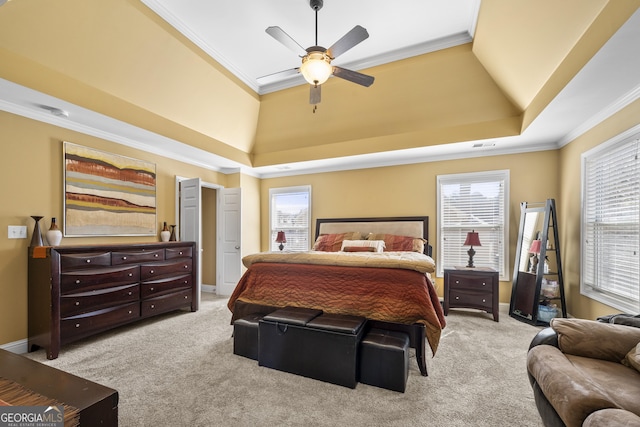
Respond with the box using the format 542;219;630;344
527;318;640;427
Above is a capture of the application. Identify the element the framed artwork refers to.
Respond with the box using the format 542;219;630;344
64;142;157;236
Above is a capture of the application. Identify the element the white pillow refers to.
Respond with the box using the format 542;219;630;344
340;239;385;253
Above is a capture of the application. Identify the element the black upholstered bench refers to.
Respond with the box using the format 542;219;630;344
233;313;266;360
258;307;366;388
359;328;410;392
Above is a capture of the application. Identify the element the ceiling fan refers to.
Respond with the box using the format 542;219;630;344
259;0;375;109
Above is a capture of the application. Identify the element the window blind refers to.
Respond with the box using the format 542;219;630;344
269;186;311;252
437;170;509;279
582;134;640;313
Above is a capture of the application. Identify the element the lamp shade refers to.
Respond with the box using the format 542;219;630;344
275;231;287;243
529;239;542;254
463;230;481;247
300;52;333;85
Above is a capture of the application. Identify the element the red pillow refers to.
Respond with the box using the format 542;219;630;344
313;232;362;252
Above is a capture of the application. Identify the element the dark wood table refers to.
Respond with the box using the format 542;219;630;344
444;266;500;321
0;349;118;426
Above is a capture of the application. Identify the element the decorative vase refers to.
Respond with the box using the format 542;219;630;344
30;215;44;247
160;222;171;242
46;217;63;246
169;225;177;241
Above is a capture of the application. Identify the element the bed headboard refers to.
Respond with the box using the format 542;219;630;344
315;216;432;257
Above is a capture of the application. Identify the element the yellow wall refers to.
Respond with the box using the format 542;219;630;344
558;98;640;319
0;111;228;345
260;150;559;303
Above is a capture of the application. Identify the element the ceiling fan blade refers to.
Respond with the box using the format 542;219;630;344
333;66;374;87
310;85;321;105
326;25;369;59
265;26;307;56
256;68;300;85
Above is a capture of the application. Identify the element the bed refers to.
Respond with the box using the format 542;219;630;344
227;216;445;376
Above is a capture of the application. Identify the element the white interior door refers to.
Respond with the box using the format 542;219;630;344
217;188;242;296
179;178;202;307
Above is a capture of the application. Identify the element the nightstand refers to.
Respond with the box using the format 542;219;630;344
444;267;499;321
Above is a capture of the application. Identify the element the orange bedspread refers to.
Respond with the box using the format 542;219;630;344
228;262;446;355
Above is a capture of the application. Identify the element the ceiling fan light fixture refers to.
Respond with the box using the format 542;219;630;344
300;52;333;85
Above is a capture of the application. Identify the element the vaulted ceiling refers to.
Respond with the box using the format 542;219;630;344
0;0;638;177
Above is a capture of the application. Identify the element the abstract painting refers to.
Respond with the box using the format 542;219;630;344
64;142;157;236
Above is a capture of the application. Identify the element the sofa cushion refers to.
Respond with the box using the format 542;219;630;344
583;409;640;427
566;353;640;417
551;318;640;362
623;343;640;373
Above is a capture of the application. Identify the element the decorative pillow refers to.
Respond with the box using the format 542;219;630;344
343;246;376;252
623;342;640;373
312;232;362;252
367;233;426;253
340;239;385;253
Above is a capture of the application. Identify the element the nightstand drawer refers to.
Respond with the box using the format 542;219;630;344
449;289;493;311
448;274;493;290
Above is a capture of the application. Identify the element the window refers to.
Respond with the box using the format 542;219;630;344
269;186;311;252
437;170;509;279
582;130;640;314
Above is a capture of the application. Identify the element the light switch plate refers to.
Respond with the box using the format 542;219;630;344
8;225;27;239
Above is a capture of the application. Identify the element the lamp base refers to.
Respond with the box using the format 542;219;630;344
278;243;284;251
466;246;476;268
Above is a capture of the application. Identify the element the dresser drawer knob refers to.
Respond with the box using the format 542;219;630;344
75;301;80;306
122;256;127;260
184;265;188;269
75;280;81;284
75;323;80;328
184;295;188;299
179;251;183;255
150;287;154;291
155;254;159;257
128;291;132;296
482;299;486;303
150;304;155;309
86;259;91;263
184;281;188;284
455;280;459;284
482;282;486;286
129;273;133;277
150;270;154;274
128;310;133;314
455;296;460;300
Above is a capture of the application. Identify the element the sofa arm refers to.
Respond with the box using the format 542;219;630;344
527;345;617;427
529;327;558;351
583;408;640;427
551;318;640;362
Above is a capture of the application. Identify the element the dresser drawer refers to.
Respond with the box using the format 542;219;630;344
61;284;140;317
141;274;192;298
141;289;192;317
448;273;493;291
140;260;192;280
111;249;164;265
60;252;111;269
165;246;193;260
449;289;493;311
61;302;140;343
61;265;140;293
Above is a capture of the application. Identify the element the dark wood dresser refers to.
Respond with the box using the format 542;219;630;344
444;267;499;321
28;242;198;359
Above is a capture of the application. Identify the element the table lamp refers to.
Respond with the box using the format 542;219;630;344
529;239;542;272
275;231;287;251
463;230;481;268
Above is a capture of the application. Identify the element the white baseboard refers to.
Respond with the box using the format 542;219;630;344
0;339;28;354
202;284;216;293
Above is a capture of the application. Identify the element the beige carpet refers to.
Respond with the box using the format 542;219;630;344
26;294;544;426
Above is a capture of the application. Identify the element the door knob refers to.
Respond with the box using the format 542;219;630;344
235;245;240;249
